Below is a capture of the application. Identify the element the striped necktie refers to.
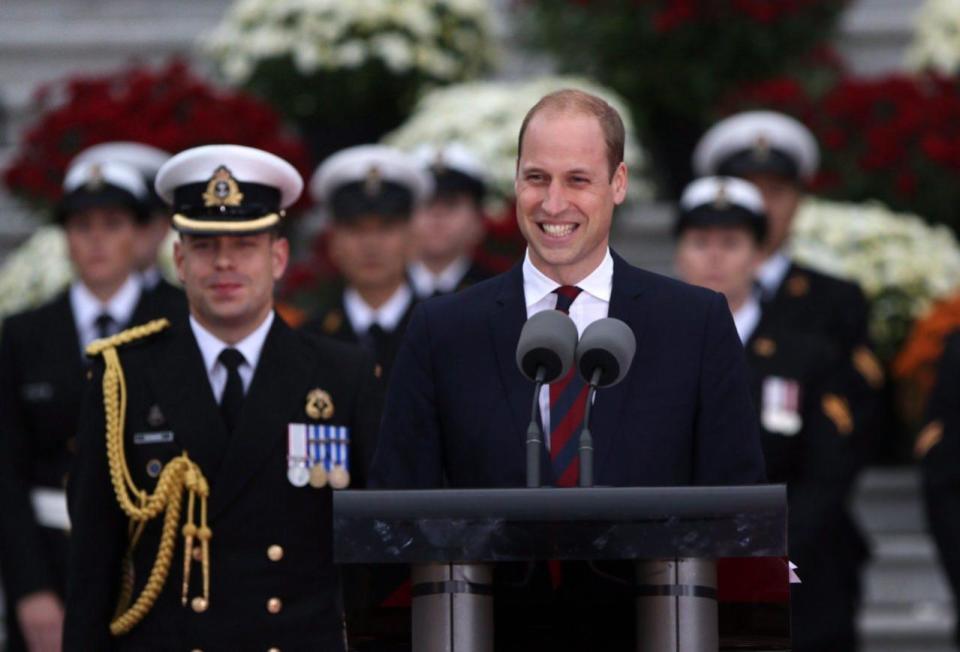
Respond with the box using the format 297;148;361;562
549;286;586;487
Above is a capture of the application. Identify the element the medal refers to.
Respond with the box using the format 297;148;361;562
761;376;802;436
329;465;350;489
287;462;309;487
309;464;328;488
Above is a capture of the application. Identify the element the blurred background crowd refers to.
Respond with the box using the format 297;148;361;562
1;0;960;650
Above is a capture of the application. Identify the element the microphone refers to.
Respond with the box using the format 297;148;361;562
516;310;578;487
574;318;636;487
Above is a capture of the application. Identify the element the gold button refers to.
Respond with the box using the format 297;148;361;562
267;545;284;562
267;648;280;652
191;596;208;613
266;597;282;614
192;546;203;562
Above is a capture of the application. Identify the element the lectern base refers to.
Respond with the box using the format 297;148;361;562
636;559;718;652
411;563;494;652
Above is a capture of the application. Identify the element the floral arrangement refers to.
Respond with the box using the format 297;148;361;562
2;60;311;218
202;0;494;157
384;76;655;206
905;0;960;74
791;197;960;361
893;294;960;409
0;227;72;325
720;73;960;232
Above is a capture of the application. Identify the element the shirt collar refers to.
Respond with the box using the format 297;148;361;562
70;274;142;332
522;248;614;308
757;250;792;296
189;310;275;376
732;294;761;344
408;257;471;297
343;283;413;334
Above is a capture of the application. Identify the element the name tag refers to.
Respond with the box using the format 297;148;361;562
133;430;175;445
21;382;54;402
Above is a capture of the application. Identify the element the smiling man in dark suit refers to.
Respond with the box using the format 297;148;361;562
63;145;381;651
370;89;765;649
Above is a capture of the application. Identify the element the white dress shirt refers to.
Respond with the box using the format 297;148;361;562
408;257;471;298
70;274;142;351
523;248;613;445
190;311;274;402
757;250;791;299
732;295;762;344
343;284;413;335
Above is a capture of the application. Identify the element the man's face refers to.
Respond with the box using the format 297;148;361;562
412;194;484;264
515;110;627;283
743;173;802;254
64;207;138;291
329;215;412;292
675;226;761;306
175;232;287;331
135;213;171;272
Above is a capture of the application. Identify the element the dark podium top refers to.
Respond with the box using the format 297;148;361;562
334;485;786;565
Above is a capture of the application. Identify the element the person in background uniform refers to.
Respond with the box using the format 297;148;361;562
72;142;186;319
917;330;960;647
407;143;494;298
372;89;765;650
303;145;431;381
693;111;882;448
63;145;382;651
0;159;161;652
674;175;867;652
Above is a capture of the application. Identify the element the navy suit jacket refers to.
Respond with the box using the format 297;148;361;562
371;252;765;489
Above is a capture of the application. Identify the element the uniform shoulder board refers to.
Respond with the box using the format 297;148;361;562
85;318;171;357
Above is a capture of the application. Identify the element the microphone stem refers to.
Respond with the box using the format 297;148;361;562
526;367;546;488
578;368;602;488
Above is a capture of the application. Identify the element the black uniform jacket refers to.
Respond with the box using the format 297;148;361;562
0;287;176;605
63;315;381;651
745;302;868;650
302;288;417;383
763;262;881;443
920;330;960;643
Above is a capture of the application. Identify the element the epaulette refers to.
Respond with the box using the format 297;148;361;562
85;318;170;357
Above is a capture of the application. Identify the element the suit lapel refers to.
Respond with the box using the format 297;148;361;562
146;324;228;479
593;253;649;479
209;317;314;519
489;264;553;483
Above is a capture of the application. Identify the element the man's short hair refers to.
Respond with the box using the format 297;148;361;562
517;89;626;179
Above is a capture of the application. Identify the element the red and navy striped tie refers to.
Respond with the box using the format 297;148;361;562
549;286;587;487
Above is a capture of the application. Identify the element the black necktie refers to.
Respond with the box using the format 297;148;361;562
94;313;115;340
218;348;245;434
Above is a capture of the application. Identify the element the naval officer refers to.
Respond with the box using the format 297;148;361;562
63;145;382;651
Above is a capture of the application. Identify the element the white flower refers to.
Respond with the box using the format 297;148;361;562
905;0;960;73
200;0;494;84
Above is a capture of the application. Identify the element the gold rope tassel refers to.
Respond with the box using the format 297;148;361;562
87;319;213;636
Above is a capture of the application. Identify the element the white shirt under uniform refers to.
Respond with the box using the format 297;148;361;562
190;310;274;402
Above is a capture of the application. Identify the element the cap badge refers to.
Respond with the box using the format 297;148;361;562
752;135;771;162
432;150;447;174
364;165;382;197
713;182;730;210
202;166;245;208
86;164;105;191
305;388;334;421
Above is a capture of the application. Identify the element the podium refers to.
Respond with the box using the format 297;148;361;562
334;485;787;652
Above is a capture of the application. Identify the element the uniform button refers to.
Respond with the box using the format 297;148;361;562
267;648;280;652
267;545;284;562
191;596;208;613
146;459;162;478
266;597;282;614
192;546;203;562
